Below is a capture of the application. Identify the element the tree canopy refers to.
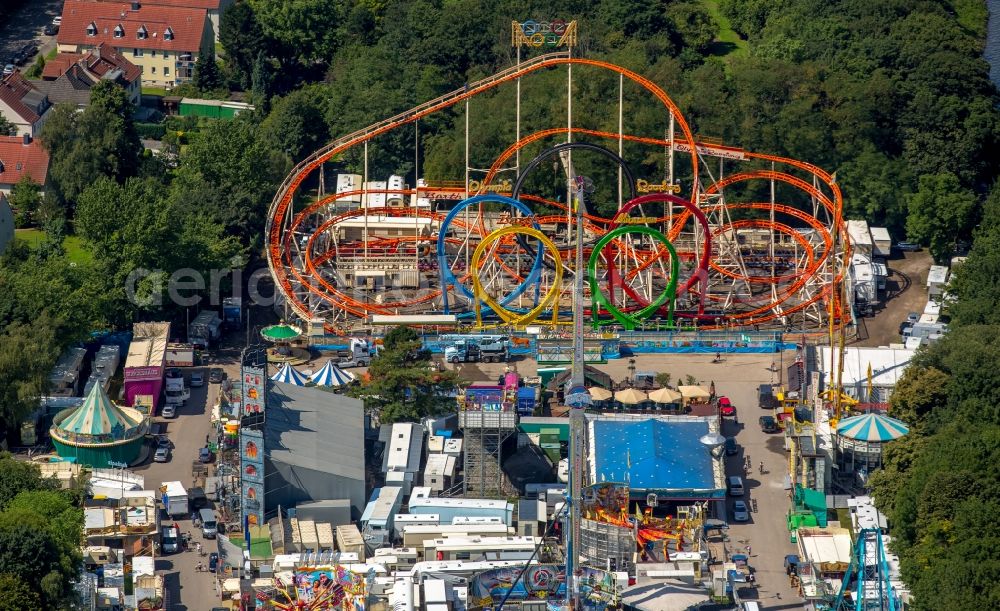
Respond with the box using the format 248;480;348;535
0;454;81;609
351;326;461;423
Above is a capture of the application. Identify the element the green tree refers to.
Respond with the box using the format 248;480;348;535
0;113;15;137
194;40;224;92
0;454;59;510
260;85;331;161
170;116;288;248
220;0;265;88
0;573;42;611
351;326;460;423
250;50;272;109
41;82;141;206
905;173;977;262
666;2;718;54
7;176;41;228
248;0;341;68
0;320;60;429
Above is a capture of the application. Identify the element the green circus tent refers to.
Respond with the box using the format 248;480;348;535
50;384;149;468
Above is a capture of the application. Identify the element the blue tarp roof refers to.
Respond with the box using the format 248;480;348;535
592;419;717;492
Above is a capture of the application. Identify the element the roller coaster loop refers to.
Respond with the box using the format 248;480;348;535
471;226;563;328
588;225;679;330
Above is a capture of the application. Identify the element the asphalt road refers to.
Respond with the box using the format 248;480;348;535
132;345;244;610
0;0;61;70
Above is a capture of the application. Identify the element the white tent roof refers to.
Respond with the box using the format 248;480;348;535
818;347;914;388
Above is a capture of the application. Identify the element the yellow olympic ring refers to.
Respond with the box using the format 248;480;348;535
529;33;545;47
471;226;563;328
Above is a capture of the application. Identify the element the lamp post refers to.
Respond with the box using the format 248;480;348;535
628;358;636;385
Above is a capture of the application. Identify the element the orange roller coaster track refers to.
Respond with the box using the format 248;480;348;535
265;53;849;331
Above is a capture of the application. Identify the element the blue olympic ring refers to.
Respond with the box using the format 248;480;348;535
437;195;544;315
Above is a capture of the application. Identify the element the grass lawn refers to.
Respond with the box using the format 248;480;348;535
141;86;168;97
14;228;91;264
701;0;748;58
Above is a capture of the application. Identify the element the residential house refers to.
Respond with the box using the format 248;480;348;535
0;134;51;196
135;0;232;43
0;72;51;137
39;43;142;106
57;0;213;89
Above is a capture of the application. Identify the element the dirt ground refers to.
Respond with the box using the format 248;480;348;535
854;250;933;347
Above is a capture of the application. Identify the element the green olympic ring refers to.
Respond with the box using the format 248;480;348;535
587;225;679;330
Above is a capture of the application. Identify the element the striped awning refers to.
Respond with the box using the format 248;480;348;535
310;360;356;387
837;413;909;442
270;362;307;385
56;384;142;438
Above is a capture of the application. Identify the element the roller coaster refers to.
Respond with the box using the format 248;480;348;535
265;52;850;332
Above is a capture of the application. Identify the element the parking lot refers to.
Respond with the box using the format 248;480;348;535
1;0;62;75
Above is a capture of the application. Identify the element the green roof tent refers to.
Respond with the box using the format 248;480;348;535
50;384;148;468
260;323;302;342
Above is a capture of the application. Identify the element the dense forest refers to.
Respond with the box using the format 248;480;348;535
1;0;999;607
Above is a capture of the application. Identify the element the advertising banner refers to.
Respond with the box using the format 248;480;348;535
242;365;265;415
241;428;264;485
292;566;367;608
469;565;616;610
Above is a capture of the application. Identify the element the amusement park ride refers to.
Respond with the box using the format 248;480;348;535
258;20;862;611
265;44;850;336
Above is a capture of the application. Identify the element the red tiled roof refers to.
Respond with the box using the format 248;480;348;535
58;0;208;53
42;53;85;80
42;44;142;85
84;43;143;83
0;136;50;186
0;72;44;124
138;0;223;9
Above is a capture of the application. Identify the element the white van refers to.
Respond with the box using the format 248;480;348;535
728;476;745;496
742;602;761;611
199;508;217;539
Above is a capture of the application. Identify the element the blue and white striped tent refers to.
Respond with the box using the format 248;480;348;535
836;413;909;442
271;362;308;386
310;360;356;387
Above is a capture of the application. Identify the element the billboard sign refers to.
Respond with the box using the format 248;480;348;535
241;428;264;485
124;366;162;381
241;360;266;528
292;566;367;608
242;365;265;415
469;564;616;610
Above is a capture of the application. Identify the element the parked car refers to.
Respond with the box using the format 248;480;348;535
725;437;739;456
188;486;208;510
757;384;779;409
190;372;205;387
15;42;37;66
209;368;225;384
208;552;219;573
899;312;921;335
52;16;62;26
198;447;213;463
156;436;171;449
718;396;735;417
161;404;176;418
732;500;750;522
759;415;779;433
43;23;59;36
895;241;921;252
2;64;14;77
153;446;170;462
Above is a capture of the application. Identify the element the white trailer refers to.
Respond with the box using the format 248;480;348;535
161;481;188;518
